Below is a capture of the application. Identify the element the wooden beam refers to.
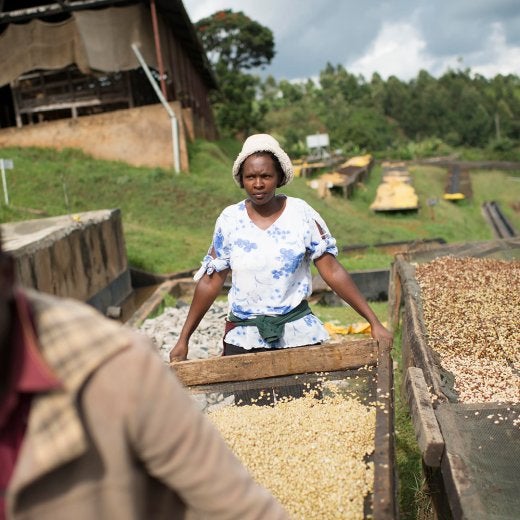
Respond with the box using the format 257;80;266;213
405;366;444;467
125;279;177;328
396;258;447;399
171;339;378;387
388;261;402;332
373;342;398;519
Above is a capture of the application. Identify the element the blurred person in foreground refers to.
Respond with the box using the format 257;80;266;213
170;134;392;362
0;229;288;520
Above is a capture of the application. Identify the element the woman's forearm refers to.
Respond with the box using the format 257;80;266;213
314;254;382;325
178;269;229;341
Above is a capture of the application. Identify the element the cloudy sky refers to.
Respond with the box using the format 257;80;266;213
183;0;520;82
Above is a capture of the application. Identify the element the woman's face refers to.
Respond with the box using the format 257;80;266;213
241;153;282;206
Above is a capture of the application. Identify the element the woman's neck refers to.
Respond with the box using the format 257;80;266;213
246;195;287;229
248;194;285;216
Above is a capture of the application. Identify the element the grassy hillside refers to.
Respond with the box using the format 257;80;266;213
1;140;518;274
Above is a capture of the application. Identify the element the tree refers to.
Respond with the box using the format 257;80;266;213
195;10;275;136
457;86;492;146
337;107;396;151
318;63;368;105
408;70;452;140
214;70;264;138
383;76;411;127
196;10;274;71
368;72;386;113
253;50;519;155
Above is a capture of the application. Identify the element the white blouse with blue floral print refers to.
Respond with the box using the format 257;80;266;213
194;196;339;349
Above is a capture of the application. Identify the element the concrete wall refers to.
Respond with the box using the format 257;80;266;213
313;268;390;303
0;102;190;171
1;209;131;313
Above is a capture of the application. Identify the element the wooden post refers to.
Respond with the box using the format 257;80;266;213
150;0;168;100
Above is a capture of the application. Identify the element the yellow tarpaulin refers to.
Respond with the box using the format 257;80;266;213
443;192;465;200
307;171;349;198
340;154;372;168
370;178;419;211
317;172;346;185
324;321;372;335
294;161;327;177
381;161;406;168
383;169;411;180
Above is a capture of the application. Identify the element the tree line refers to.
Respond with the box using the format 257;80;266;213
195;10;520;159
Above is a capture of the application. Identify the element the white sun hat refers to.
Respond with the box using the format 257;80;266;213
232;134;294;187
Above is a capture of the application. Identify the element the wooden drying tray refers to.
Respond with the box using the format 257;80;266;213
170;338;397;520
170;339;378;387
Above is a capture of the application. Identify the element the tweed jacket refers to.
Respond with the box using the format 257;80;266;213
6;289;288;520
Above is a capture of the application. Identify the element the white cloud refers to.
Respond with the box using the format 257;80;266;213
346;19;520;81
347;22;434;80
468;22;520;77
182;0;215;23
183;1;520;81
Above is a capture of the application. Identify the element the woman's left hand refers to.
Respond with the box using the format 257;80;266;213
370;321;393;352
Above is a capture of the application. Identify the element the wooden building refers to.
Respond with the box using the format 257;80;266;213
0;0;218;139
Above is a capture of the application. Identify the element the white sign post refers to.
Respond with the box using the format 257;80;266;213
0;159;13;205
306;134;330;149
305;133;330;159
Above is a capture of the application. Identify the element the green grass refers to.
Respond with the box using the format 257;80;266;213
2;143;518;274
1;141;518;519
392;326;435;520
312;301;388;325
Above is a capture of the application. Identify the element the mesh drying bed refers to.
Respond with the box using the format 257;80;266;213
391;237;520;519
436;403;520;520
196;366;377;518
191;368;377;409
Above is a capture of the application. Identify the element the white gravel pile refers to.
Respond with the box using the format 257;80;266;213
138;300;229;363
137;300;233;412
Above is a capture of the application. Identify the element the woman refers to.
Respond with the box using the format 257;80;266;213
169;134;392;361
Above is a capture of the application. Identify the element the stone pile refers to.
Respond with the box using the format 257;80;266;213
137;300;233;412
138;300;228;363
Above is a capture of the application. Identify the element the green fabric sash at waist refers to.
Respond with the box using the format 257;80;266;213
227;300;312;344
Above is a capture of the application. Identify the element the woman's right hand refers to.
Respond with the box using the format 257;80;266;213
168;269;229;364
169;340;189;363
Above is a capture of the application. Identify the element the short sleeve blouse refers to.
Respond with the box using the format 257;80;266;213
194;196;338;349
